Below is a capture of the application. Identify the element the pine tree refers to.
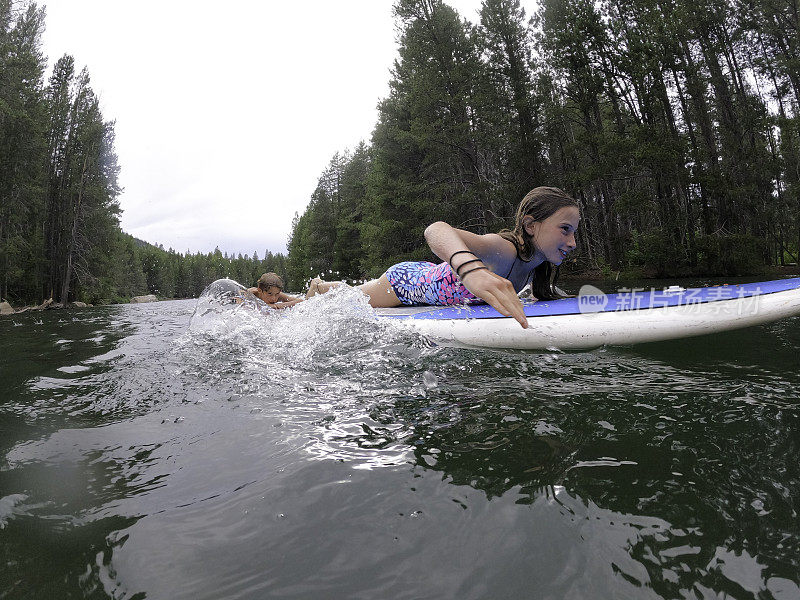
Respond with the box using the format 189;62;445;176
0;1;47;303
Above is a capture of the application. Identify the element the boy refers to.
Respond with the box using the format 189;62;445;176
249;273;303;309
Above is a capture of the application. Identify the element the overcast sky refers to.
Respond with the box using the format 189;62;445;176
40;1;536;257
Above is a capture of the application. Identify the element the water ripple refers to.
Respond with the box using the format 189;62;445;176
0;290;798;598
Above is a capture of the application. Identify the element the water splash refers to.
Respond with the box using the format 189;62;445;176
188;278;422;370
183;279;452;468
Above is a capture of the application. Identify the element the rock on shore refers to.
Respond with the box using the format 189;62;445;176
0;298;93;315
131;295;158;303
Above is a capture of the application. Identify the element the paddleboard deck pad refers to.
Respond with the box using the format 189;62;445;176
376;278;800;350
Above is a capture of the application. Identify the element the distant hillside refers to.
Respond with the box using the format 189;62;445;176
132;236;155;249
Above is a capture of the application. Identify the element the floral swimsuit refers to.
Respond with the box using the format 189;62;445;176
384;261;478;306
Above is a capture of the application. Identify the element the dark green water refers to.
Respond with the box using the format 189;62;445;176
1;284;799;599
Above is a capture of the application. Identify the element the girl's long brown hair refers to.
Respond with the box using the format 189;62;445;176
498;186;579;301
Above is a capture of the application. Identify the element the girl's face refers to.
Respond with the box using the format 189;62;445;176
524;206;580;265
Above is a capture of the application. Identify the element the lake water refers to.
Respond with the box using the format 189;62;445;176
1;282;799;599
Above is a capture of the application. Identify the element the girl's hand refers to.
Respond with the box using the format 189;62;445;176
461;268;529;329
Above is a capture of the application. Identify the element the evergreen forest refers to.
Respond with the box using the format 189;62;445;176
288;0;800;286
0;1;289;305
2;0;799;307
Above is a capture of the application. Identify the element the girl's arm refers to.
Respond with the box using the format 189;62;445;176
424;222;529;329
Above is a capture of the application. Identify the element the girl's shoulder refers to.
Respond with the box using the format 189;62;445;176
477;233;518;261
467;233;517;276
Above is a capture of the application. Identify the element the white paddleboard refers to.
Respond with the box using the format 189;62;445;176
376;278;800;350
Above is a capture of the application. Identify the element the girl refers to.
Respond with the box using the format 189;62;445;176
306;186;580;329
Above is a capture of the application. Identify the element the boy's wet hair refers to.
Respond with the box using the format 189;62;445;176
257;272;284;291
498;186;580;301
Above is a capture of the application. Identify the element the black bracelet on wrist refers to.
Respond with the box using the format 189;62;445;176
459;266;488;280
455;258;483;277
449;250;477;265
449;250;484;278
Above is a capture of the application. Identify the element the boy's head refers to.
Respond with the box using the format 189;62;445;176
257;272;284;291
257;273;284;303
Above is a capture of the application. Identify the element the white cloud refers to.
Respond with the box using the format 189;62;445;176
40;0;534;256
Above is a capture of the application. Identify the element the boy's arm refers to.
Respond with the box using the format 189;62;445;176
267;292;303;309
268;298;303;309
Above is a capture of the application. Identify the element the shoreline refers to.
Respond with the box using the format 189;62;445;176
4;267;799;317
0;294;176;316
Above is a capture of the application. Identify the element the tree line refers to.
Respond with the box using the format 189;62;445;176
4;0;799;305
288;0;799;285
0;1;289;305
126;239;289;303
